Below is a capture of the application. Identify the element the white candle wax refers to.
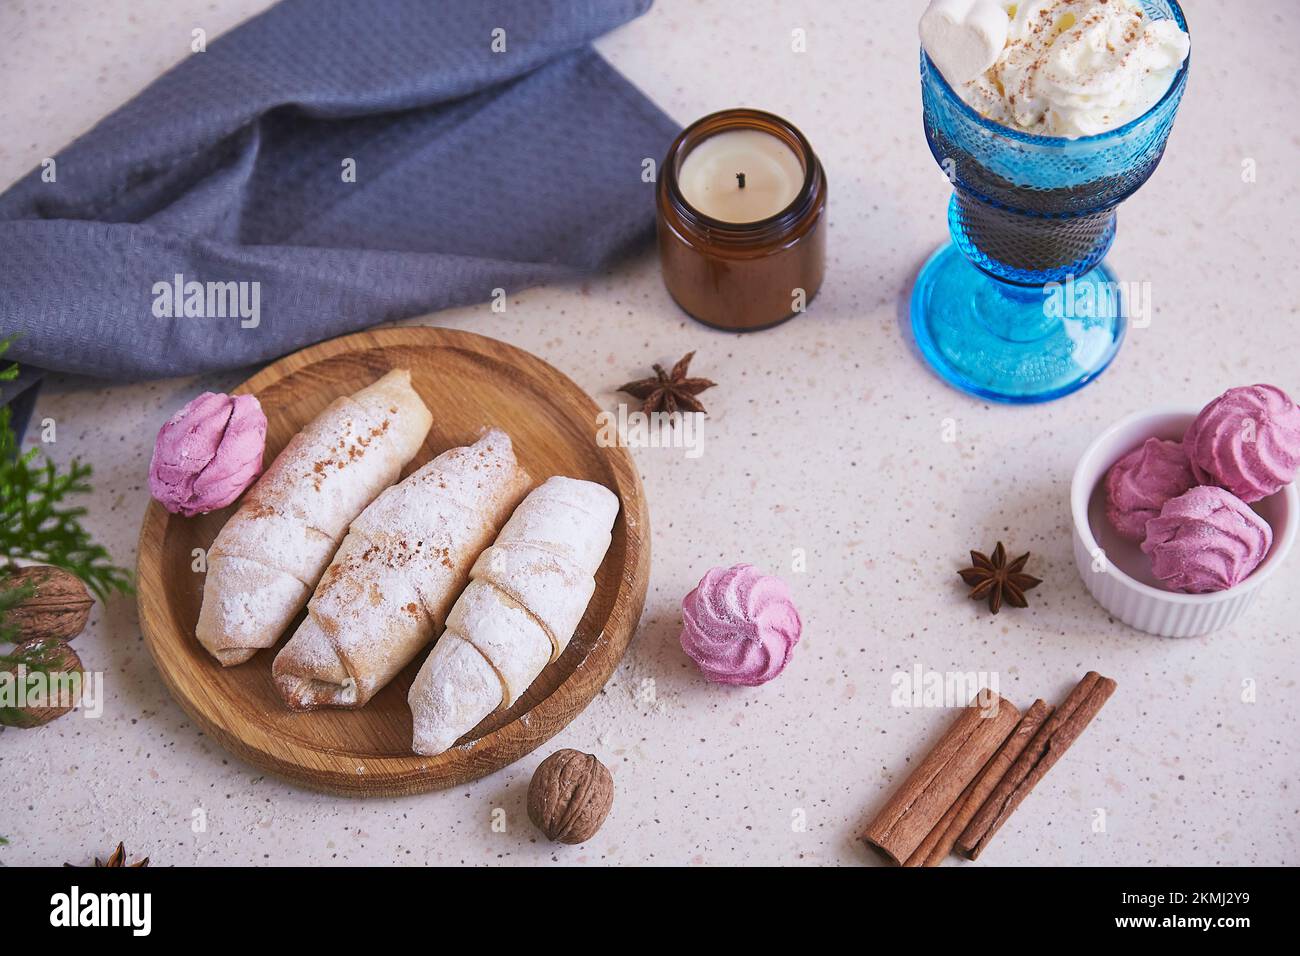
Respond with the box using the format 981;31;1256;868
676;129;804;223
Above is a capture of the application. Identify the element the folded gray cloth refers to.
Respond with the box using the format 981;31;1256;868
0;0;676;390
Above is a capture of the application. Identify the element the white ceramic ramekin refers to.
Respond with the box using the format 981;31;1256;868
1071;407;1298;638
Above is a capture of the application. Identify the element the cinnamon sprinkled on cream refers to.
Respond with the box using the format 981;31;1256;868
955;0;1188;138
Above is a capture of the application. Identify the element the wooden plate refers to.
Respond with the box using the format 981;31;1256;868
137;327;650;796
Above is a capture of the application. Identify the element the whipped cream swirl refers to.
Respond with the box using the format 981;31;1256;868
959;0;1190;138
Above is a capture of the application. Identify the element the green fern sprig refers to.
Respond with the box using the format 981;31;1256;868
0;337;133;602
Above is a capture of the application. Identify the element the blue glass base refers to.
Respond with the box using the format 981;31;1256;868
910;244;1126;404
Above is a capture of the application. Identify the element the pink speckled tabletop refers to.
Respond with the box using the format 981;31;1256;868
1;0;1296;866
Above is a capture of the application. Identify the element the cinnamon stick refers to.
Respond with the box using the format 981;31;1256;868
862;690;1020;865
956;672;1117;861
906;698;1053;867
902;774;979;868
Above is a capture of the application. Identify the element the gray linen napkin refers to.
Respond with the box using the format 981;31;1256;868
0;0;677;399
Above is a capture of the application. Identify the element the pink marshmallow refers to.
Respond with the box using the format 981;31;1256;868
1105;437;1196;543
680;564;801;686
148;392;267;517
1183;384;1300;503
1141;486;1272;593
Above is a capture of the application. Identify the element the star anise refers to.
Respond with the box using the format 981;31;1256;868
958;542;1041;615
619;351;716;417
63;842;150;867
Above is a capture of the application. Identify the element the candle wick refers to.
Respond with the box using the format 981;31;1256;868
736;172;746;189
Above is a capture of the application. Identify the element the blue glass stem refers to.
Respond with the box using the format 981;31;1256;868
948;193;1118;286
911;244;1126;404
972;279;1063;343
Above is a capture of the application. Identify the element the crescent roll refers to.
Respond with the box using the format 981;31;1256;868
195;369;431;666
408;476;619;756
272;429;530;710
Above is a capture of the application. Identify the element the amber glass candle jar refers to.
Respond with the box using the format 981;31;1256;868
658;109;827;332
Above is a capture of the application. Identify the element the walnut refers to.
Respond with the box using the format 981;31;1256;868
2;566;94;642
0;637;84;727
527;749;614;844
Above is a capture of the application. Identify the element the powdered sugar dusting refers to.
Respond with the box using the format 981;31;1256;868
272;429;527;708
196;369;430;662
407;475;619;754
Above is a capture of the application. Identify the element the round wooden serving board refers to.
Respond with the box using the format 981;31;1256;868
137;327;650;796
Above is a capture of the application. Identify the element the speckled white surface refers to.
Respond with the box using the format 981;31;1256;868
1;0;1297;867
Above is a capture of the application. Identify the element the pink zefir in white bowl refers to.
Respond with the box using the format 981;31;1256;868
1071;406;1298;638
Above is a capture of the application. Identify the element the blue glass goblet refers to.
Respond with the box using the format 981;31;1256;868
911;0;1189;404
